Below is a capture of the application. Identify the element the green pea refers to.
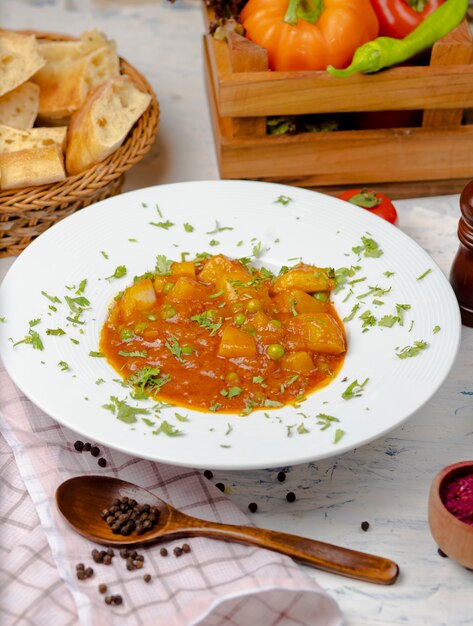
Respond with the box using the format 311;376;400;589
181;345;194;355
246;299;261;314
244;325;256;336
164;282;174;294
234;313;246;326
226;372;240;385
161;307;176;320
270;319;282;327
267;343;285;360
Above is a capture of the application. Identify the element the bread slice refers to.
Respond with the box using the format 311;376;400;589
66;75;151;175
0;81;39;129
0;143;65;190
0;124;67;152
38;30;111;63
0;31;45;97
33;42;119;124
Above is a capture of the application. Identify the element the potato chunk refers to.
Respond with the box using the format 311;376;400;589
272;288;329;315
165;277;208;302
286;313;345;355
272;265;335;294
119;279;156;319
280;351;315;374
218;325;257;358
171;261;196;279
199;254;249;285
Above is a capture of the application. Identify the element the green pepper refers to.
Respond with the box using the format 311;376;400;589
327;0;468;77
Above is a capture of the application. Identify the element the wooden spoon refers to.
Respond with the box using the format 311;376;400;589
56;475;399;585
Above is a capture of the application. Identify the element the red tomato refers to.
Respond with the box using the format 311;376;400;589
370;0;445;39
338;188;398;225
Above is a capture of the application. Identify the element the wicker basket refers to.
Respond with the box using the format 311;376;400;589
0;31;160;257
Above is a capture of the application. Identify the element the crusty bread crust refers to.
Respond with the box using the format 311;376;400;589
66;75;151;175
0;143;65;189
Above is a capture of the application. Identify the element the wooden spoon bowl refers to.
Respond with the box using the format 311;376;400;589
56;475;399;585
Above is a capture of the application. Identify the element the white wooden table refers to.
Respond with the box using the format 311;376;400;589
1;2;472;624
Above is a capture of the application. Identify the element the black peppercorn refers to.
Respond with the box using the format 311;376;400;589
204;469;213;480
91;446;100;457
105;595;113;605
98;584;107;594
248;502;258;513
112;595;123;606
361;521;370;532
74;440;84;452
144;574;151;583
182;543;191;553
98;457;107;468
286;492;296;503
215;482;225;492
160;548;168;557
173;547;183;557
277;471;286;482
84;442;92;451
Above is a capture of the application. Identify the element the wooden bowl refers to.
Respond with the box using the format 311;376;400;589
428;461;473;568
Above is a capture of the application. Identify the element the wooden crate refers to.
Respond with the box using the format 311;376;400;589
203;7;473;199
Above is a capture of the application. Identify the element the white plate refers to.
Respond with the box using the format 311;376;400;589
0;181;461;470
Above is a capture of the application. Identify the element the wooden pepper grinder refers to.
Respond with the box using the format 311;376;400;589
450;180;473;327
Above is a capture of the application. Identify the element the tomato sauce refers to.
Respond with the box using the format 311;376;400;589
100;254;346;413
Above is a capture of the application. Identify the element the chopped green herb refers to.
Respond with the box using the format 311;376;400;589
252;241;263;258
126;366;171;394
209;403;222;412
378;315;398;328
150;220;174;230
343;303;360;322
408;320;414;333
396;341;428;359
41;290;61;304
333;429;345;444
89;351;104;358
183;223;194;232
142;418;155;427
165;336;185;362
316;413;340;430
190;310;222;336
395;303;411;326
342;378;369;400
297;422;310;434
433;325;441;334
209;290;224;299
417;269;432;281
70;338;79;345
264;399;284;408
95;378;105;385
206;221;234;234
252;376;265;384
152;420;183;437
155;255;173;276
118;350;147;358
13;319;44;350
76;279;87;295
209;239;220;247
225;423;233;436
384;271;395;278
100;250;109;260
58;361;69;371
102;396;150;423
286;424;297;437
175;412;189;422
46;328;66;336
0;317;5;323
274;195;293;206
106;265;127;280
352;236;383;258
128;238;138;242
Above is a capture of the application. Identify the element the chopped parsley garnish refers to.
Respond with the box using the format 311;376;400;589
252;376;265;384
357;285;391;300
417;269;432;281
76;279;87;295
316;413;340;430
70;338;80;345
152;420;183;436
384;271;395;278
352;236;383;258
220;386;242;398
106;265;127;280
264;399;284;408
95;378;105;385
342;377;369;400
41;290;61;304
206;221;234;234
225;422;233;436
190;310;222;336
343;304;360;323
128;238;138;242
155;255;173;276
378;315;398;328
396;341;428;359
46;328;66;336
395;303;411;326
89;351;104;357
183;222;194;232
333;429;345;444
209;239;220;247
150;220;174;230
175;413;189;422
58;361;69;371
118;350;147;358
0;317;5;323
359;310;376;328
126;366;171;394
297;422;310;434
65;295;90;313
100;250;109;259
165;336;185;362
274;195;293;205
13;319;44;350
209;403;222;412
103;396;150;423
209;290;224;299
433;325;441;334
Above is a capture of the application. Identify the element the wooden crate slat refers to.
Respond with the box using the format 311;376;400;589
218;126;473;184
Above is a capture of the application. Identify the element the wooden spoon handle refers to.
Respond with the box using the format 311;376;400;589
169;512;399;585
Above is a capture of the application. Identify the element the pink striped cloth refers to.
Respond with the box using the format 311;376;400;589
0;364;343;626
